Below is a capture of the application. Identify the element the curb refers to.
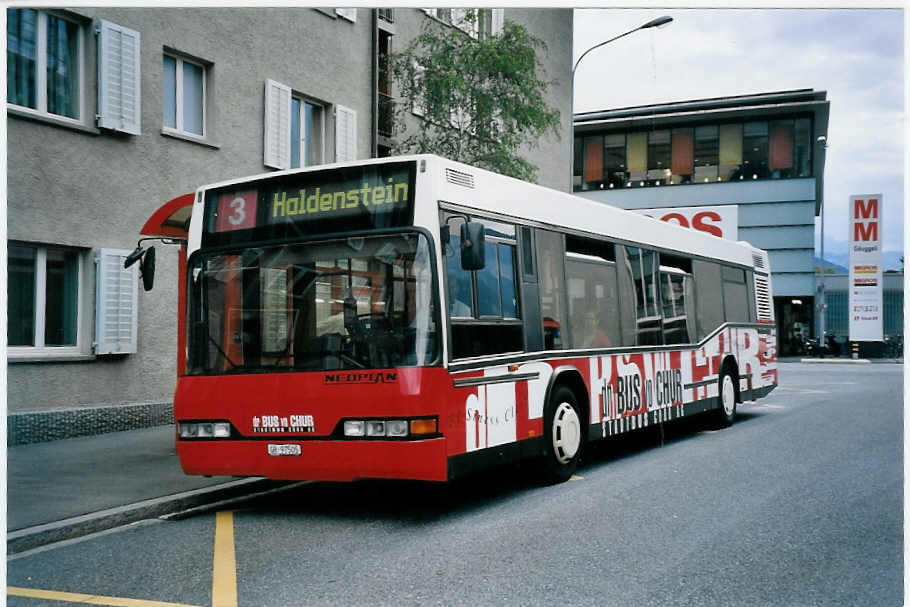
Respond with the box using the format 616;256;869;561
6;477;277;555
799;358;871;364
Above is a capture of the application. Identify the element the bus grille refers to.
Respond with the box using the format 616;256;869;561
752;253;766;269
754;274;773;321
445;168;475;189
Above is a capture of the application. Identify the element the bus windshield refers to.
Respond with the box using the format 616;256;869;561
187;232;438;375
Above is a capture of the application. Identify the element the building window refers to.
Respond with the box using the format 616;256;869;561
742;121;769;180
8;243;82;350
583;135;603;189
693;125;719;183
573;116;814;192
163;53;206;137
794;118;812;177
7;8;83;121
290;97;323;168
671;128;694;184
718;123;742;182
647;130;671;185
423;8;503;39
604;134;627;189
769;120;794;178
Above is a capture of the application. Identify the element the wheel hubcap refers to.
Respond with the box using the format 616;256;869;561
552;402;581;464
722;375;735;416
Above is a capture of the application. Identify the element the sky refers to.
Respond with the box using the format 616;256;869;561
573;8;905;269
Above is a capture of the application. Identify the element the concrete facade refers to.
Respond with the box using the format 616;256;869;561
7;8;572;431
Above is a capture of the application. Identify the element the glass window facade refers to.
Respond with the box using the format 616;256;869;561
574;117;813;192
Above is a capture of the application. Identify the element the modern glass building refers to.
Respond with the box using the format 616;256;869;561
574;89;830;355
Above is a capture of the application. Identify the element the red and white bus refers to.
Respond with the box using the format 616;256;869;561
142;155;777;484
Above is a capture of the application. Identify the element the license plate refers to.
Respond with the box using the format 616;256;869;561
267;444;301;457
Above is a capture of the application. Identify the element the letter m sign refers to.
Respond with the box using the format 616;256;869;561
851;196;881;243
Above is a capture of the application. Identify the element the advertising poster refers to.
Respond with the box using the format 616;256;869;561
848;194;883;341
634;205;738;240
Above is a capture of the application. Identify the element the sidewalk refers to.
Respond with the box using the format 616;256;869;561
778;356;903;364
7;425;278;554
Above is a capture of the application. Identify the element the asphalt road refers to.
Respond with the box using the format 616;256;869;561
7;362;902;607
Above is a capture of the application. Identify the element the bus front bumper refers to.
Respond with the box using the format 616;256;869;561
176;436;448;482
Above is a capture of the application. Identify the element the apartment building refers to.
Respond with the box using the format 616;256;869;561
7;7;572;443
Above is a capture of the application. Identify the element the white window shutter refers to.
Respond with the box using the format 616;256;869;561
96;20;141;135
412;63;426;117
492;9;504;35
335;105;357;162
264;79;292;169
94;248;139;355
335;8;356;22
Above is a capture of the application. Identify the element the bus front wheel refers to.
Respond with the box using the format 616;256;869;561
538;385;583;484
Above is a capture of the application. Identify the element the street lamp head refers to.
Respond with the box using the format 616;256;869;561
641;16;673;29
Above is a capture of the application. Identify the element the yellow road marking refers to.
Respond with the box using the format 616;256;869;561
211;511;238;607
569;474;584;481
7;586;202;607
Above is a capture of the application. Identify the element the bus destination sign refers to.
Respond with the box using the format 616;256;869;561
268;170;411;224
206;163;415;243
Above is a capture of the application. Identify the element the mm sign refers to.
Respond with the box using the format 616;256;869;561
633;206;738;240
848;194;883;342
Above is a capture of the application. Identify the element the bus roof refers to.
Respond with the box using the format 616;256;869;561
422;155;762;269
194;154;764;269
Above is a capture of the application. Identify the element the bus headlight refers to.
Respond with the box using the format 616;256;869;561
339;417;437;439
179;422;231;439
343;420;365;437
386;420;409;437
366;421;386;436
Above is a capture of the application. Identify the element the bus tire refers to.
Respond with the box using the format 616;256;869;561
715;365;737;428
538;385;583;484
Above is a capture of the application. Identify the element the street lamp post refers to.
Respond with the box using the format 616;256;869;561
570;15;673;190
572;16;673;75
817;136;828;346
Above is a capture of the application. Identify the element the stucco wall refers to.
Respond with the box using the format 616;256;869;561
7;8;374;413
7;7;572;415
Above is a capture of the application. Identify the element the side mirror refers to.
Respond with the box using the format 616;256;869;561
460;221;486;271
124;246;144;269
140;246;156;292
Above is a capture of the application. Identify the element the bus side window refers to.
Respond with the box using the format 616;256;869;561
659;253;694;345
444;213;523;359
536;230;568;350
565;235;620;349
445;228;474;317
623;246;662;346
722;265;749;322
692;260;724;339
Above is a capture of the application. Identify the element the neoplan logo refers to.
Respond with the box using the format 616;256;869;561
324;372;398;385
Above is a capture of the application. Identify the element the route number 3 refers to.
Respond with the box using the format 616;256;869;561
215;191;257;232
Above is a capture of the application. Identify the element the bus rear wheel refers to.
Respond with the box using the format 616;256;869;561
538;385;583;484
715;366;737;427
